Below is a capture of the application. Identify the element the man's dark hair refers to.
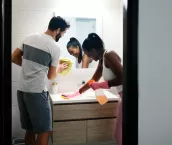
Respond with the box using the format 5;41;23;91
48;16;70;32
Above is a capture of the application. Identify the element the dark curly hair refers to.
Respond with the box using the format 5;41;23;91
48;16;70;32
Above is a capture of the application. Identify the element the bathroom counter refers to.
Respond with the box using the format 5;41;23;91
50;90;120;145
50;90;120;104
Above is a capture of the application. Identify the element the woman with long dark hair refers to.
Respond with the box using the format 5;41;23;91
67;37;95;68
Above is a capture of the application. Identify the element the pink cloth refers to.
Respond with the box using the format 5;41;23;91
61;91;80;99
89;81;110;90
115;91;122;145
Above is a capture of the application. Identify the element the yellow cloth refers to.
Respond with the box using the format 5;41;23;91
59;58;73;76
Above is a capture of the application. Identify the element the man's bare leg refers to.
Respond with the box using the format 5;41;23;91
36;131;52;145
25;131;36;145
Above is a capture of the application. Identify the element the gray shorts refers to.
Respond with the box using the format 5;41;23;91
17;90;52;134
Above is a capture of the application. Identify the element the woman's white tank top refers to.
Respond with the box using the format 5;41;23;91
102;50;123;94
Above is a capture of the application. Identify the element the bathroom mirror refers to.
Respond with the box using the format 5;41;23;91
55;15;103;69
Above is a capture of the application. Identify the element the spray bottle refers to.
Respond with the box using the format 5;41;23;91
88;80;108;105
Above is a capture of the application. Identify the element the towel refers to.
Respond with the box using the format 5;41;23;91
59;58;73;76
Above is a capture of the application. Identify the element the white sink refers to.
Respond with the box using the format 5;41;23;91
50;90;119;104
81;90;95;98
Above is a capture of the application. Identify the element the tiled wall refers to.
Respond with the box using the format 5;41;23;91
12;0;122;138
47;68;103;93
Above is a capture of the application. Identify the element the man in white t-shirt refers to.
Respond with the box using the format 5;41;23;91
12;16;70;145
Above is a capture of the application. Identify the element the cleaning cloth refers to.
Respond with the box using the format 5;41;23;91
59;58;73;76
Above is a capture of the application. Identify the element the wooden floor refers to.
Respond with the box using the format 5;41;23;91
84;141;116;145
49;140;116;145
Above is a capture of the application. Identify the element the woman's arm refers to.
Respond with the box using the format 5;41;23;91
79;59;103;93
81;54;91;68
105;51;123;87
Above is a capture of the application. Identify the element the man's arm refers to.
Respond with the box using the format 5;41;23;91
47;63;68;80
12;48;23;66
47;46;68;80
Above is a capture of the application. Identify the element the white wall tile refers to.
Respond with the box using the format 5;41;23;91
12;0;25;10
47;68;99;93
12;105;25;138
12;64;21;82
23;0;59;10
102;0;120;10
55;68;96;82
12;0;119;10
12;0;122;56
12;34;28;51
102;9;122;58
12;82;19;105
21;0;103;10
12;10;53;34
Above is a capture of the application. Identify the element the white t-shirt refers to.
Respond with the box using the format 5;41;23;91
18;33;60;93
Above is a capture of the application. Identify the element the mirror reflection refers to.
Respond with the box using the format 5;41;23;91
57;17;99;68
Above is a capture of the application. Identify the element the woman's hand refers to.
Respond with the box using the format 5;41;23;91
89;81;110;90
61;91;80;99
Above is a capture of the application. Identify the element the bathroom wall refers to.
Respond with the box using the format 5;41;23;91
12;0;122;138
47;68;98;93
138;0;172;145
12;0;122;82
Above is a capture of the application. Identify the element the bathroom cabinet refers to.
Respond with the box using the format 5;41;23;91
52;101;118;145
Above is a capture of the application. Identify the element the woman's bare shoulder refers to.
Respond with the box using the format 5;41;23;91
105;50;121;62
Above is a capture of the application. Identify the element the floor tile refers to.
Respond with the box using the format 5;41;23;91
83;141;116;145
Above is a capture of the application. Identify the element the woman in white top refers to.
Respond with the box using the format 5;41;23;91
81;33;123;145
67;37;97;68
63;33;123;145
